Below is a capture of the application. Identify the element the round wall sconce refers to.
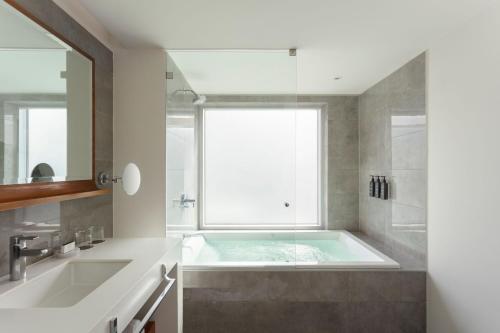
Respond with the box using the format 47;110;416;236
97;162;141;196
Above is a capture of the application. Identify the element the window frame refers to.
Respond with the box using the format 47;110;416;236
198;103;328;230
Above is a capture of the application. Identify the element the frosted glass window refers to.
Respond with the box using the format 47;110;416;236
203;108;319;228
18;108;67;180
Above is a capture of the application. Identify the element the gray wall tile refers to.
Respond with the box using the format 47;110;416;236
358;53;426;265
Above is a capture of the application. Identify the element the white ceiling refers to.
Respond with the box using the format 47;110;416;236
0;3;67;94
0;50;66;94
0;2;64;49
168;50;298;95
80;0;495;94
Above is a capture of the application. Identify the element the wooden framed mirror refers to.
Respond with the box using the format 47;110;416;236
0;0;109;211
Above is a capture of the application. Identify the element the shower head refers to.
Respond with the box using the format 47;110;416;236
172;89;206;105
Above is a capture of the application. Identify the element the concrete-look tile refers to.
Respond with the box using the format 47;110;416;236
329;169;359;194
60;194;113;242
329;219;359;231
184;287;267;302
347;302;393;333
390;129;426;170
359;114;387;171
220;301;350;333
390;171;426;208
358;194;386;241
183;299;424;333
0;206;60;276
399;272;426;302
390;302;426;333
297;95;357;122
183;271;268;289
386;229;427;262
183;270;426;332
183;301;211;333
329;193;358;222
287;302;350;333
358;53;426;266
390;201;426;226
387;53;425;94
329;140;359;170
349;272;401;302
183;301;270;333
22;203;61;223
267;271;350;302
389;202;426;229
329;119;359;149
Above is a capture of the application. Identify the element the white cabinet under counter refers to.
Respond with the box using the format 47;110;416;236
0;237;183;333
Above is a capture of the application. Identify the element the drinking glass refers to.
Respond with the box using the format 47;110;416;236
75;229;92;250
91;225;105;244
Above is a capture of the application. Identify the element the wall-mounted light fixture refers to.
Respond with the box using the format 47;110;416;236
97;163;141;196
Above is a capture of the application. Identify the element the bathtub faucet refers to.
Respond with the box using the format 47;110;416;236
182;233;204;241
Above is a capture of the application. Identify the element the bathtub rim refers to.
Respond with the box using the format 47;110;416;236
181;230;400;271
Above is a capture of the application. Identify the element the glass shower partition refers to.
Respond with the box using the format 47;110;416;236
166;53;199;231
166;50;308;266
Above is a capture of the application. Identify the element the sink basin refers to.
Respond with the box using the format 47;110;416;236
0;260;131;308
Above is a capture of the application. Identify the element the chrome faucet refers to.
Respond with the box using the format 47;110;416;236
10;235;49;281
180;194;196;208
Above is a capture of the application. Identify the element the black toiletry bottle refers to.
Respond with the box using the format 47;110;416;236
375;176;381;198
381;176;389;200
369;176;375;197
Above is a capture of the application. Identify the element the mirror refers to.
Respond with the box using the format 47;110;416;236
97;163;141;196
122;163;141;196
0;2;93;185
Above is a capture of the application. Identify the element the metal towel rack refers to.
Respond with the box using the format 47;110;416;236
133;264;176;333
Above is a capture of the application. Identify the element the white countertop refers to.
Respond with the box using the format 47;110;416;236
0;237;182;333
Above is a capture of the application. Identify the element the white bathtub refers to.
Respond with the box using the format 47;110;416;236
182;230;399;270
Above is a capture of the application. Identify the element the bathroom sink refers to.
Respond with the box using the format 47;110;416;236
0;260;131;308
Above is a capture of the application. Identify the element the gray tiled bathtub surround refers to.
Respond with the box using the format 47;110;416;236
0;0;113;277
183;269;426;333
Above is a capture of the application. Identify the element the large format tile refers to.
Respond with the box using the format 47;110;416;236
184;270;426;332
329;193;359;222
390;128;426;170
349;272;401;302
358;53;426;264
347;302;393;333
183;301;350;333
390;302;426;333
330;169;359;194
267;271;350;302
390;170;426;209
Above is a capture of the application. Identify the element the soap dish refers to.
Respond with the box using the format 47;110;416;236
55;247;80;259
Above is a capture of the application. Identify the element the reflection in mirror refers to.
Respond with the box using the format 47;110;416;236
0;2;92;185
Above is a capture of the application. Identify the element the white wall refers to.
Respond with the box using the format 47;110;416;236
427;3;500;332
113;49;167;237
52;0;120;51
